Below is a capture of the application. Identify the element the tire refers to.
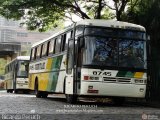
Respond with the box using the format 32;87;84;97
10;90;13;93
7;90;10;93
23;90;30;94
66;94;77;104
14;89;18;94
35;80;41;98
41;92;48;98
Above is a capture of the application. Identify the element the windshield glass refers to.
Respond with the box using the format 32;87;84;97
84;27;146;40
17;60;29;77
83;36;146;69
83;36;118;66
119;40;145;68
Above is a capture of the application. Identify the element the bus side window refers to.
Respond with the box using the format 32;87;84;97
46;41;50;56
42;42;47;57
48;40;54;55
55;36;61;53
71;30;73;38
31;48;35;60
66;40;74;74
34;47;37;60
65;32;71;50
61;34;66;51
36;45;41;59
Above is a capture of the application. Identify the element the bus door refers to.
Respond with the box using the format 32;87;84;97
76;37;85;94
65;39;75;95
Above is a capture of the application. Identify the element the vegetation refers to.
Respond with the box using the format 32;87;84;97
0;0;132;31
123;0;160;99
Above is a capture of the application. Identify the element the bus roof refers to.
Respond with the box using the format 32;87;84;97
76;19;145;31
16;56;30;61
6;56;30;66
32;19;146;48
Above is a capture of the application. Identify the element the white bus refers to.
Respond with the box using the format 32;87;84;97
29;19;147;104
4;56;30;93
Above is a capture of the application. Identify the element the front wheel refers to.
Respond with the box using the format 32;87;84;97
14;89;18;94
66;94;77;104
41;92;48;98
35;81;41;98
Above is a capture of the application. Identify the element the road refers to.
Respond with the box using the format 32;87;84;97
0;90;160;120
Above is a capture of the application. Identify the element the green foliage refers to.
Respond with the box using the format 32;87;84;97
123;0;160;98
0;0;115;31
0;0;66;32
122;0;160;31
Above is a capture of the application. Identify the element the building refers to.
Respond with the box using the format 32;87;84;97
0;17;54;75
0;17;52;55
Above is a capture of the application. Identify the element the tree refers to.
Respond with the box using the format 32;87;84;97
0;0;131;31
123;0;160;100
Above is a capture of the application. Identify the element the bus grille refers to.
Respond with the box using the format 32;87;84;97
103;77;131;83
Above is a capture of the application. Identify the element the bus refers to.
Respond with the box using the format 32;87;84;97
29;19;147;104
0;75;5;90
4;56;30;93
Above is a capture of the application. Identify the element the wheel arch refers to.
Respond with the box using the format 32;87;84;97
34;76;38;90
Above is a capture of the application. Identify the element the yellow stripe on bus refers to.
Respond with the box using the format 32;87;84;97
46;58;52;70
39;73;49;91
134;72;144;78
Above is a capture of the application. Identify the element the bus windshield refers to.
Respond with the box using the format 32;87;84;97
82;28;146;69
17;61;29;77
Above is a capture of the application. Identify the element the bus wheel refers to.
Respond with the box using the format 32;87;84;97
113;97;125;105
66;94;77;104
7;90;10;93
41;92;48;98
35;81;41;98
14;89;18;94
23;90;30;94
10;90;13;93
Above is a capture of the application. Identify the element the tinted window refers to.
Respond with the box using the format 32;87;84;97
42;43;47;56
55;36;61;53
65;32;71;50
36;46;41;58
31;48;35;60
48;39;55;54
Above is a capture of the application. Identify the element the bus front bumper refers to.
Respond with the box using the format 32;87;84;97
80;82;146;98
